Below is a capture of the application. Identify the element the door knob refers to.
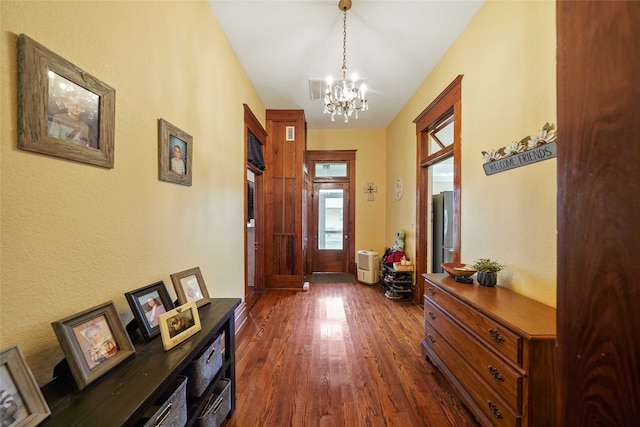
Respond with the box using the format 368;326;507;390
344;235;349;240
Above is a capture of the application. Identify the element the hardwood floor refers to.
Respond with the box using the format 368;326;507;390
227;282;479;427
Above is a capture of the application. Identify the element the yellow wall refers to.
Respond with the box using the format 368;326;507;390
1;0;264;384
307;129;387;256
387;0;557;306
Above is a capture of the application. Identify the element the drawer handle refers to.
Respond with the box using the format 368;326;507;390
428;287;436;296
206;348;216;363
428;311;436;320
488;328;505;343
487;400;503;419
154;403;172;426
427;334;436;343
488;365;504;382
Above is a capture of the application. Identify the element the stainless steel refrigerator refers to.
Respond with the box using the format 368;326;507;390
432;191;454;272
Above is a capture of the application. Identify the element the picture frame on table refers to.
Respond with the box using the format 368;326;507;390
158;118;193;186
158;302;202;351
125;281;175;342
0;345;51;427
17;34;115;168
51;301;135;390
170;267;211;308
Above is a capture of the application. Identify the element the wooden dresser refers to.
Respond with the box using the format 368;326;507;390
421;274;556;427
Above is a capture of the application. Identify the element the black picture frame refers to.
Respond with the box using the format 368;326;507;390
125;281;175;342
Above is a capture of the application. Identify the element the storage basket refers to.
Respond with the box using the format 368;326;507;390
140;375;187;427
196;378;231;427
185;334;223;398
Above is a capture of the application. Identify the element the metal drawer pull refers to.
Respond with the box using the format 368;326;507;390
154;403;172;426
206;348;216;363
488;365;504;382
428;311;436;320
212;397;224;414
427;334;436;343
428;287;436;296
487;400;503;419
488;328;505;343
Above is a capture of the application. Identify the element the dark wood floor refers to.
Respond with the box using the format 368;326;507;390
227;282;479;426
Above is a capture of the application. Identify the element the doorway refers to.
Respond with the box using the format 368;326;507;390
306;150;356;274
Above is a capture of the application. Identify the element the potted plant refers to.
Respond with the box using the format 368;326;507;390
472;258;505;287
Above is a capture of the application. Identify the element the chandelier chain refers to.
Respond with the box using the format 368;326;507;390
342;8;347;79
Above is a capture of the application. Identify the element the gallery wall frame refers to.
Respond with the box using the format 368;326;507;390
170;267;211;308
51;301;135;390
17;34;116;168
0;345;51;427
125;281;175;342
158;301;202;351
158;118;193;186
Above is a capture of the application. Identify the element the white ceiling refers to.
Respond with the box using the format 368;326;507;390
208;0;484;130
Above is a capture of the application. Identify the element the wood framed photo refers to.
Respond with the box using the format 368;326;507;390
170;267;211;308
158;302;202;351
125;281;175;342
158;118;193;186
0;345;51;427
51;301;135;390
17;34;115;168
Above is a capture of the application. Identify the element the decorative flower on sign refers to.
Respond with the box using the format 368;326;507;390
482;123;557;162
504;141;525;156
483;149;503;162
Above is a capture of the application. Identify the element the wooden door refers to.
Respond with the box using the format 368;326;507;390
311;182;350;272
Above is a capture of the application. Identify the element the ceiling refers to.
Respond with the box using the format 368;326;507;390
208;1;484;130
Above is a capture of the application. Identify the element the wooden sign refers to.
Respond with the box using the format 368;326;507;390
483;141;557;176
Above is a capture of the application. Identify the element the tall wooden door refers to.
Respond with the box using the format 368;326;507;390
311;182;350;272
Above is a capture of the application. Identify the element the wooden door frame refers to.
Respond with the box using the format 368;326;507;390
306;150;356;275
243;104;267;293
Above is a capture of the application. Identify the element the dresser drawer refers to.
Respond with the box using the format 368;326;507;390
424;322;521;427
425;284;522;365
424;299;523;411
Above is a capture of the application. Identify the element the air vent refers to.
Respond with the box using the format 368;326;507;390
308;79;326;101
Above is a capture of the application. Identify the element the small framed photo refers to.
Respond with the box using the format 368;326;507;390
17;34;115;168
158;302;202;351
51;301;135;390
170;267;211;308
158;119;193;186
0;345;51;427
125;281;175;342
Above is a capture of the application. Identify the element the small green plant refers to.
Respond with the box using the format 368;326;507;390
472;258;505;274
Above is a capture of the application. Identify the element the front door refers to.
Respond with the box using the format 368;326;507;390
311;182;350;272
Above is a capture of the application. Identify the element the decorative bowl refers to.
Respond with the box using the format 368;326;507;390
441;263;477;277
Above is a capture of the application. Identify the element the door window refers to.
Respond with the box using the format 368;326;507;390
318;189;344;250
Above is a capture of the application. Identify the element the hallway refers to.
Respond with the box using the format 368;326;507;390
227;282;479;426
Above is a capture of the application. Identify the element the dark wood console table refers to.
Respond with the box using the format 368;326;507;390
40;298;240;426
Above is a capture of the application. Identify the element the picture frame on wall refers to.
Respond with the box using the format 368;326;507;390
170;267;211;308
125;281;175;342
158;118;193;186
17;34;116;168
51;301;135;390
158;302;202;351
0;345;51;427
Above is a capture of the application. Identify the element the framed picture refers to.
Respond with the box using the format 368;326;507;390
0;345;50;427
158;119;193;186
17;34;115;168
51;301;135;390
170;267;211;308
158;302;202;351
125;281;175;342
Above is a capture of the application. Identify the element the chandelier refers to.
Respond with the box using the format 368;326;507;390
323;0;368;123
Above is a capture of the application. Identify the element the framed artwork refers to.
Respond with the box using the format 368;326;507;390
51;301;135;390
158;119;193;186
125;281;175;342
170;267;211;308
0;345;50;427
17;34;115;168
158;302;202;351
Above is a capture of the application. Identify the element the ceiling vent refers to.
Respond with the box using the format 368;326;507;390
308;79;326;101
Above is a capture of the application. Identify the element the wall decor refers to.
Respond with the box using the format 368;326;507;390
481;123;557;176
125;281;175;342
51;301;135;390
0;345;51;427
158;301;202;351
158;119;193;186
170;267;211;308
18;34;116;168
